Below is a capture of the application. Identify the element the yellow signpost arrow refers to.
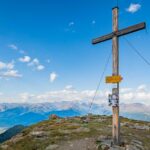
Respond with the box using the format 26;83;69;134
105;75;123;83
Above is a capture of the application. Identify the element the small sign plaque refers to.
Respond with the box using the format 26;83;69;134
105;75;123;83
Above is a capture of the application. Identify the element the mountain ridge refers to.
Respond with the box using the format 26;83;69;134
0;102;149;128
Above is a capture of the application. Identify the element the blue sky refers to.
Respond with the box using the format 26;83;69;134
0;0;150;104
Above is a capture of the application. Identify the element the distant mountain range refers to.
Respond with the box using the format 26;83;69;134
0;102;149;128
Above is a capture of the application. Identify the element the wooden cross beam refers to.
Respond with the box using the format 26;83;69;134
91;7;146;145
92;22;146;44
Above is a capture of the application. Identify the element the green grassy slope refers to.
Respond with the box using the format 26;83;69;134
0;115;149;150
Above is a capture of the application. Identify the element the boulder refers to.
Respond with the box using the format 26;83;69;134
49;114;60;120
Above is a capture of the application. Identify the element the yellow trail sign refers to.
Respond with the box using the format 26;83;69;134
105;75;123;83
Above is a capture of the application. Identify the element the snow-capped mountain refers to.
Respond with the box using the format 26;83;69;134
0;102;149;128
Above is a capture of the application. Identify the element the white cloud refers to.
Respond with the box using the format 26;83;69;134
8;44;18;50
0;61;22;79
37;65;45;71
19;56;31;63
0;62;6;70
65;85;74;90
19;56;44;71
28;58;39;66
120;88;132;93
19;93;35;102
7;62;15;70
17;88;108;103
126;3;141;13
32;58;39;65
17;84;150;104
8;44;27;54
0;84;150;104
0;61;14;70
121;92;134;101
69;22;74;26
137;84;146;91
28;58;45;71
50;72;58;83
0;70;22;78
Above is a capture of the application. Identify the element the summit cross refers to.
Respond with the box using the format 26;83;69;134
92;7;146;145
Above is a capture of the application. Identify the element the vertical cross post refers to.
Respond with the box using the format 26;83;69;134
112;7;120;145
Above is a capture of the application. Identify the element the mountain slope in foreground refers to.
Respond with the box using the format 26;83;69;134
0;125;26;143
0;115;149;150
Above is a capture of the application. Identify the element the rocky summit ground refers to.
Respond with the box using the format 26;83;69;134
0;115;149;150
